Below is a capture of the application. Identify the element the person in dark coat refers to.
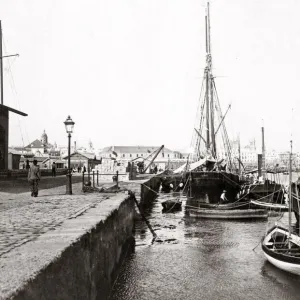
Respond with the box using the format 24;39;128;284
51;162;57;177
28;160;41;197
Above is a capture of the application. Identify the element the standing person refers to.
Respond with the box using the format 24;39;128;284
220;190;228;204
28;159;41;197
51;162;57;177
25;159;30;170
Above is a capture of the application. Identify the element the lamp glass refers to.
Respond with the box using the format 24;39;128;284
64;115;75;134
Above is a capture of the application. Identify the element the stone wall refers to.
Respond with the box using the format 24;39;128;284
4;194;135;300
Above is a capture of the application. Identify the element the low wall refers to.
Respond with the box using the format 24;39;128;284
0;168;67;178
1;194;135;300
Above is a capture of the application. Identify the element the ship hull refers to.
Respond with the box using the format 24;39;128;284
187;171;241;203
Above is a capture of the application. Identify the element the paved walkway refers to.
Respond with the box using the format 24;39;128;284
0;178;145;259
0;182;113;258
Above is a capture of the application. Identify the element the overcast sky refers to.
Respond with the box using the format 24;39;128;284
1;0;300;153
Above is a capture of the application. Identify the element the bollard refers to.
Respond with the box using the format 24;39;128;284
93;171;95;187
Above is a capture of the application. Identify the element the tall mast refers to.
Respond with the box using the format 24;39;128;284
0;20;3;105
261;120;266;179
288;140;292;249
205;10;210;151
238;134;241;175
205;2;215;155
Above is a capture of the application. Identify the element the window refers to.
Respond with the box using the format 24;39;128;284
136;154;138;157
162;153;164;158
123;154;125;157
141;154;143;157
168;154;170;157
130;154;132;157
109;154;111;157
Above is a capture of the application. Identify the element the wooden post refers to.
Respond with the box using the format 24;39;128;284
93;171;95;187
130;191;157;239
116;170;119;188
97;170;99;186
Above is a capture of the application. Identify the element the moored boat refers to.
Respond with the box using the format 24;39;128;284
161;199;182;211
261;226;300;275
250;199;288;211
186;207;268;220
261;141;300;275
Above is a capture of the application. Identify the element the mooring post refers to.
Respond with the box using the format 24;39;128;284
97;170;99;186
116;171;119;188
129;191;157;239
93;171;95;187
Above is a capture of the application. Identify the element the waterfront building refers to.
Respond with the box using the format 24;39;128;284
100;146;186;171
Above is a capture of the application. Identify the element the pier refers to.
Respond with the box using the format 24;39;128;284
0;176;159;300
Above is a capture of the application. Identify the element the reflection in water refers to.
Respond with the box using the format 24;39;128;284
110;189;300;300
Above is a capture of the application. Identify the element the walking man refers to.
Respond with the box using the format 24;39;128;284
51;162;57;177
28;159;41;197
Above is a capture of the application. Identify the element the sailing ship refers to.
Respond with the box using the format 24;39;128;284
183;1;241;204
261;141;300;275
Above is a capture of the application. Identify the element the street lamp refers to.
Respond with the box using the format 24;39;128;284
64;115;75;195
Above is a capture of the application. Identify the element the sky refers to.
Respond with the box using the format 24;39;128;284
1;0;300;153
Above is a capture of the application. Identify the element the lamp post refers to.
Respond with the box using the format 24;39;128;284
64;115;75;195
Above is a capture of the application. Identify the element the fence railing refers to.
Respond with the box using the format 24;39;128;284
82;170;127;189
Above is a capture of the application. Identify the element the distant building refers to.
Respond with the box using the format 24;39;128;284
100;146;186;171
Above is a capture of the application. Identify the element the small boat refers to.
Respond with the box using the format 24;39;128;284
191;201;250;210
250;199;288;211
186;207;268;220
261;141;300;275
261;226;300;275
161;198;182;211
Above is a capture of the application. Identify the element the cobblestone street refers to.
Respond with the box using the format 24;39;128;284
0;179;109;257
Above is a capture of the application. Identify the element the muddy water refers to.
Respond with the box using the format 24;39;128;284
110;188;300;300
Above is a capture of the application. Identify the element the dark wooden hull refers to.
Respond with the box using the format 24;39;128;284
247;181;284;203
162;200;182;211
187;171;241;203
291;182;300;223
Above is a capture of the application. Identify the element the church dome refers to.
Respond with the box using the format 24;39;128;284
41;130;48;145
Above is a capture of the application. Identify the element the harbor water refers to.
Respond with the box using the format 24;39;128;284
110;176;300;300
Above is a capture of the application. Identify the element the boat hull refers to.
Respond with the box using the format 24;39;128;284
250;200;288;212
188;171;241;203
188;201;250;210
247;181;284;203
261;226;300;276
186;208;267;220
162;200;182;211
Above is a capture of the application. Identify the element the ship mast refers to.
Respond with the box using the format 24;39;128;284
261;120;266;179
205;2;216;157
288;140;292;249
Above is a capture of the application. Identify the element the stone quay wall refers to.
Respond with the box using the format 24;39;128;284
0;192;135;300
